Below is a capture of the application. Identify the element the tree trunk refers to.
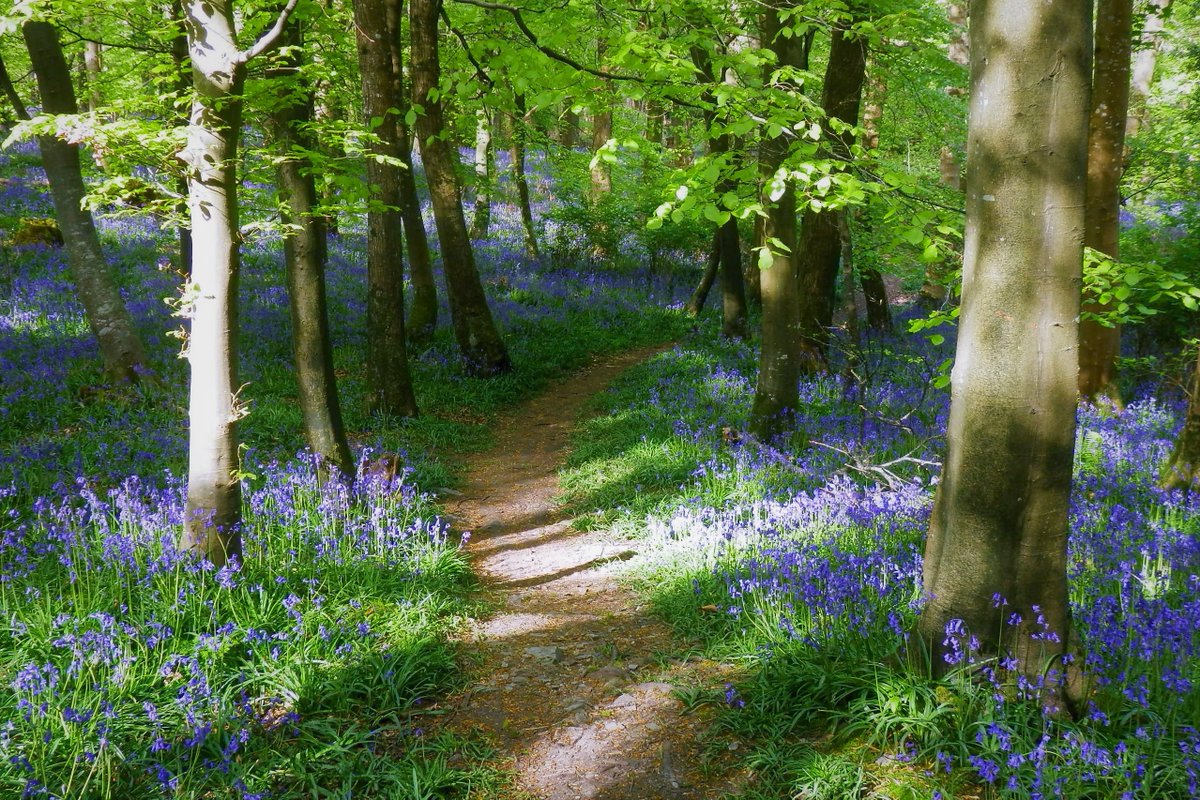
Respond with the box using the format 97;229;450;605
409;0;511;376
388;26;437;347
916;0;1090;701
560;103;580;148
83;40;102;114
176;0;250;567
922;3;969;306
1126;0;1170;139
1161;345;1200;491
21;22;151;385
839;212;860;351
1078;0;1133;406
719;217;748;339
268;23;355;480
468;107;493;240
355;0;419;417
686;231;721;316
745;212;763;307
860;265;891;332
589;29;613;202
512;93;539;259
794;24;867;373
749;7;809;440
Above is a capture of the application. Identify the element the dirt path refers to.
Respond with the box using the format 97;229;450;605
439;345;739;800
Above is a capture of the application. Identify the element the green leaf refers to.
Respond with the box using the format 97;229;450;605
703;204;730;224
757;247;773;271
902;227;924;246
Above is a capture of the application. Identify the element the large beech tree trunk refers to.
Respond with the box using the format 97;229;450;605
1078;0;1133;406
355;0;419;417
795;24;867;373
268;24;355;480
409;0;510;376
916;0;1090;700
749;7;809;439
21;22;150;385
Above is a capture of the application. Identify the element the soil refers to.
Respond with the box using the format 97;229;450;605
437;345;743;800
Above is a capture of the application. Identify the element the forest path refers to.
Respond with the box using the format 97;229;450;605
438;344;739;800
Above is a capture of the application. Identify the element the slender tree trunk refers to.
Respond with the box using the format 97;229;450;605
921;3;969;306
83;41;102;114
388;20;438;347
512;93;540;259
795;24;867;373
839;212;860;350
1161;344;1200;491
268;24;355;480
745;212;763;307
355;0;419;417
1126;0;1170;139
749;7;809;439
410;0;510;376
1078;0;1133;406
916;0;1090;700
687;231;721;316
177;0;251;567
589;26;613;202
468;108;493;240
21;22;151;385
718;218;748;339
860;264;891;332
560;104;580;148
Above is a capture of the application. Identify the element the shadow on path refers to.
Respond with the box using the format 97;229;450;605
438;345;742;800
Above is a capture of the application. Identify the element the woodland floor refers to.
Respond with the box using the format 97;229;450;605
436;345;743;800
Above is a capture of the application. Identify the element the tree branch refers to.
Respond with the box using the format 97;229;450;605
440;7;494;88
451;0;641;82
239;0;301;63
0;52;32;121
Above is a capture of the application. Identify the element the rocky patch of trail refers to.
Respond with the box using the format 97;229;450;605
439;346;740;800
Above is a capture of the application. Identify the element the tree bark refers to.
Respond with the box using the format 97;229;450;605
749;6;809;439
387;18;438;347
916;0;1090;701
268;23;356;480
410;0;511;376
589;27;613;202
176;0;251;567
1161;345;1200;491
794;24;867;373
21;22;151;385
1078;0;1133;406
468;107;493;240
512;92;539;259
860;264;891;332
1126;0;1170;139
686;231;721;316
355;0;420;417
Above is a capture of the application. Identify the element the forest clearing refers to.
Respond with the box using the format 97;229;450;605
2;0;1199;798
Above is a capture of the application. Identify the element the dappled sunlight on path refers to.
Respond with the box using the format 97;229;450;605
438;345;741;800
